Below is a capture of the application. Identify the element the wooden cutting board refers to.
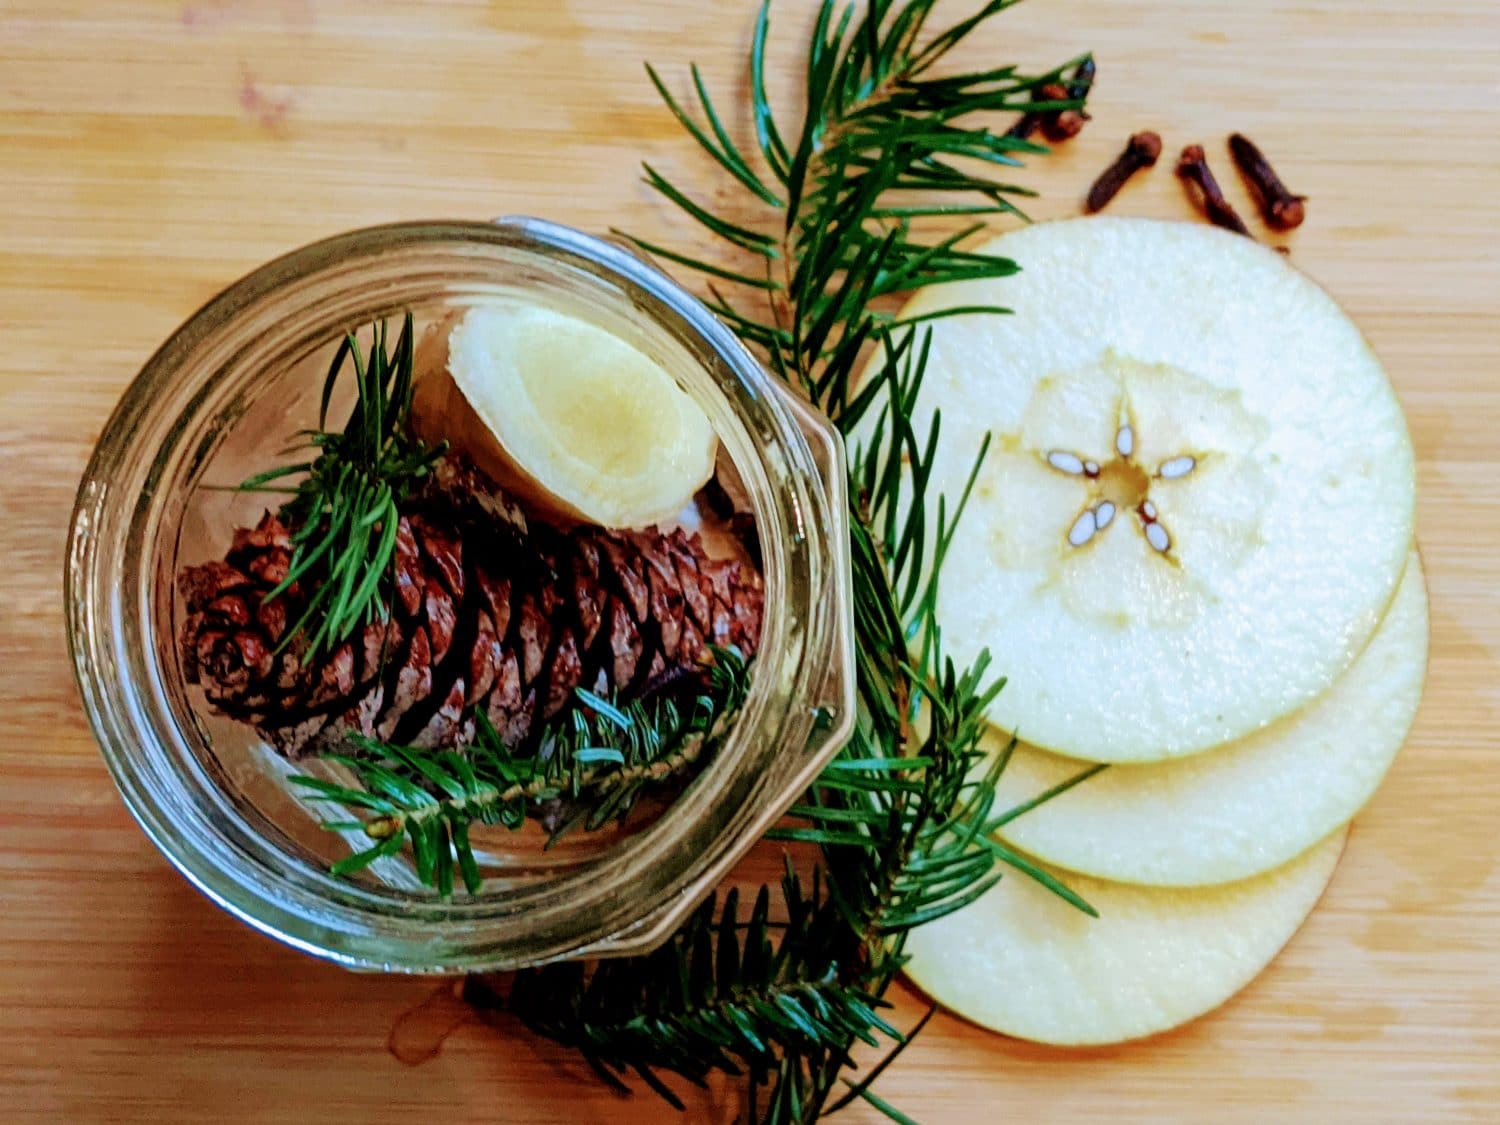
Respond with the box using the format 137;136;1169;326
3;1;1497;1120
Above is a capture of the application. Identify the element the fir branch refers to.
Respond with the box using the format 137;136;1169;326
240;313;445;658
290;647;752;895
483;2;1097;1122
474;863;899;1109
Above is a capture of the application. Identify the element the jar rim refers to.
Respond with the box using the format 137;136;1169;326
67;218;855;972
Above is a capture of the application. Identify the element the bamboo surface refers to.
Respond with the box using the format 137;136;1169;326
2;1;1498;1121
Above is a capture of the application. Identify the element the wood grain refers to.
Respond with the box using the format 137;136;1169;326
2;1;1497;1121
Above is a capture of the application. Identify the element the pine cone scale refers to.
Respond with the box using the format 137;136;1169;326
474;569;512;641
569;539;605;651
394;519;423;618
516;595;549;685
467;608;502;707
380;624;432;740
543;633;584;719
602;597;644;692
408;676;470;750
424;579;457;664
484;651;530;746
665;539;712;629
412;515;465;600
598;535;651;624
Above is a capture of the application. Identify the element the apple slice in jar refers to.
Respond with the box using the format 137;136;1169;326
868;217;1416;762
413;303;717;530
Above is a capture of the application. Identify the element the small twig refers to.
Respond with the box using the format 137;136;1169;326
360;718;728;841
1229;133;1307;230
1176;144;1251;236
1084;131;1161;213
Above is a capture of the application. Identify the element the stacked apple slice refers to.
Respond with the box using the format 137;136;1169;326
887;218;1425;1046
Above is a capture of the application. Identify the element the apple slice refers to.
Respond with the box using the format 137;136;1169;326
412;303;717;529
878;217;1415;761
994;552;1427;886
903;830;1345;1046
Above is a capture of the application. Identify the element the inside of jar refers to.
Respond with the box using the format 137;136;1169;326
169;282;770;899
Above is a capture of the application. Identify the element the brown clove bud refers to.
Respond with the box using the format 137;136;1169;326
1067;56;1097;103
1044;58;1096;141
1006;85;1075;142
1176;144;1251;237
1006;58;1095;142
1229;133;1307;230
1085;131;1162;213
1039;86;1089;142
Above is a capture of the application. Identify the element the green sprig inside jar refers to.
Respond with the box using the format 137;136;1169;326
176;305;764;895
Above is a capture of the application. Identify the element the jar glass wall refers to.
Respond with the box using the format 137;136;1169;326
67;219;854;973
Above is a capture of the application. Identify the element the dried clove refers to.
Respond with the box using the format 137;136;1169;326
1040;89;1089;142
1043;55;1096;141
1006;85;1071;141
1006;58;1095;142
1229;133;1307;230
1176;144;1251;236
1085;131;1162;213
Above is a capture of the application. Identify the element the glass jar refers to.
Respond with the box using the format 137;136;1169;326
67;218;854;973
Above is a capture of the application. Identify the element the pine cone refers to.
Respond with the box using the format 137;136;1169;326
179;458;764;758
